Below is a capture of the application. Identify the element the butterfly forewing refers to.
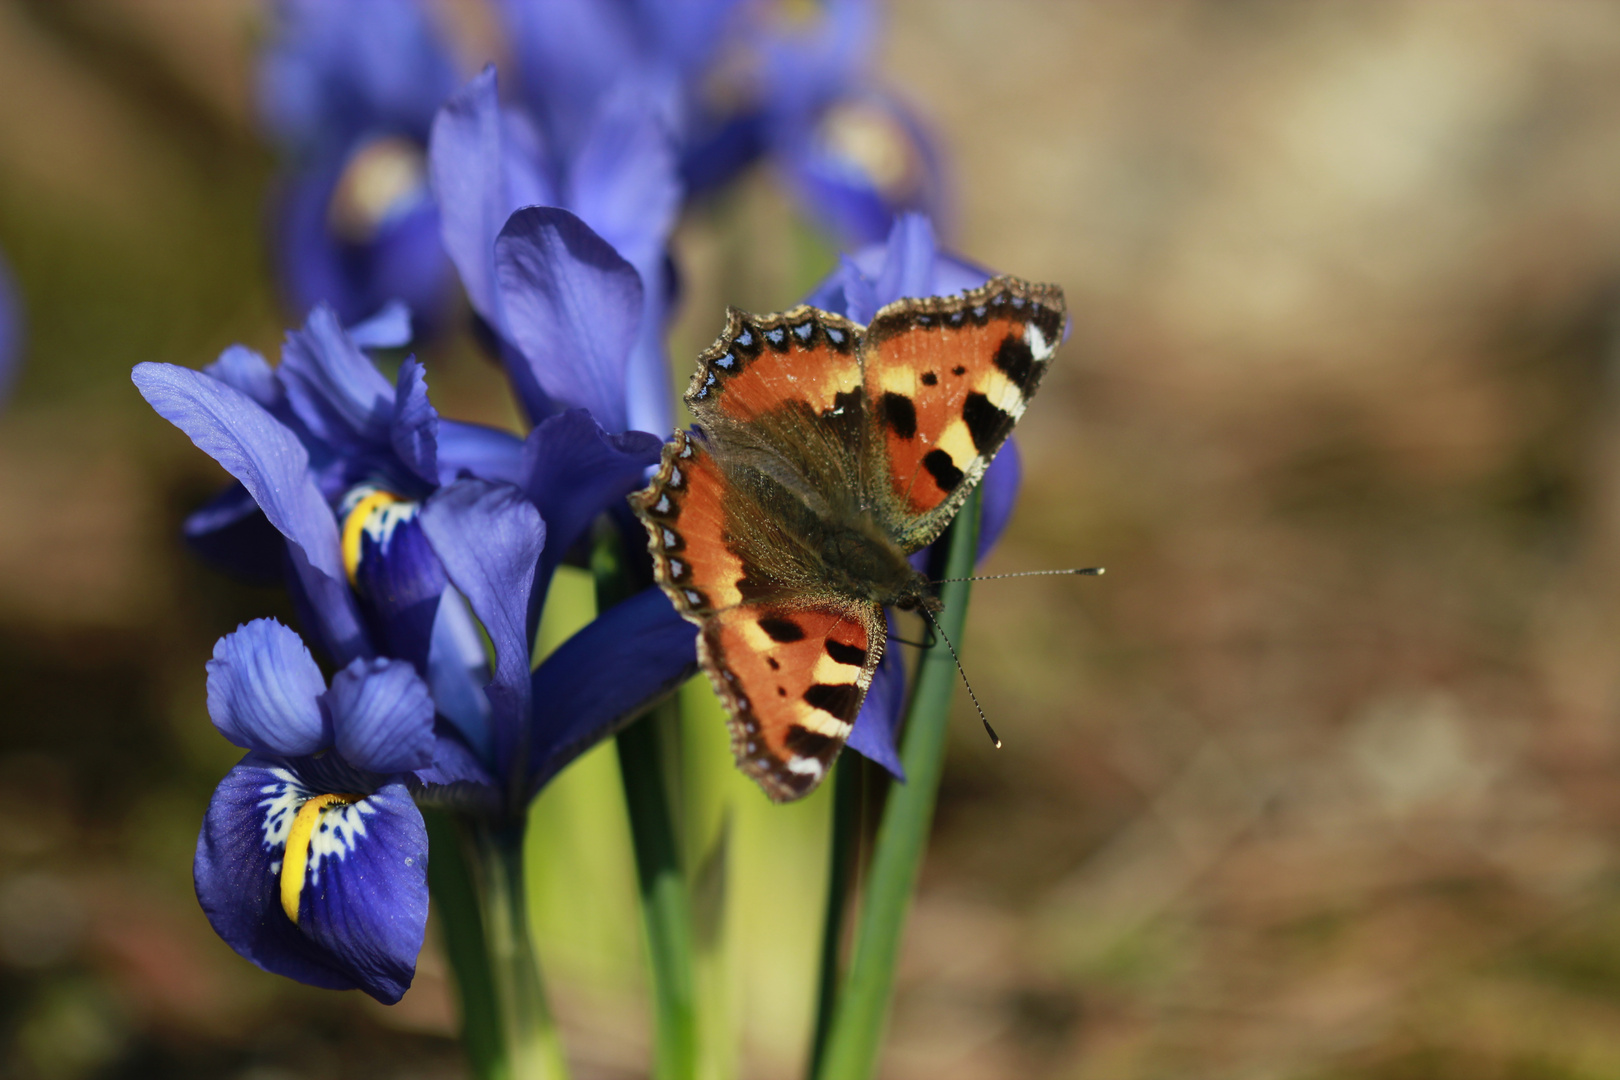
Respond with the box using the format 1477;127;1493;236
861;276;1067;551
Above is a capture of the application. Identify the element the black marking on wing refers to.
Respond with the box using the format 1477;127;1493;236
993;333;1035;389
923;449;964;492
882;392;918;440
759;616;805;643
825;639;867;666
962;392;1013;454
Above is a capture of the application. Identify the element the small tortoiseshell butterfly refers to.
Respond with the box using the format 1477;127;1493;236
630;276;1066;802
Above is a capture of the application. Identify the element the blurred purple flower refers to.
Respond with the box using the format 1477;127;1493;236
683;0;946;246
260;0;460;329
429;67;681;435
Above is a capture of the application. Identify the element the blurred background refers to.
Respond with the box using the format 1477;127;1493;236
8;1;1620;1078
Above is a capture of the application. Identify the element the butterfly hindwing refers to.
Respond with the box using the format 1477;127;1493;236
701;601;885;802
632;432;886;802
861;276;1067;550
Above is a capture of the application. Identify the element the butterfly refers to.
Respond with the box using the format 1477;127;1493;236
630;276;1066;801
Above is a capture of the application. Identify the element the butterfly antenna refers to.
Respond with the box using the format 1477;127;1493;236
918;607;1000;749
931;567;1104;584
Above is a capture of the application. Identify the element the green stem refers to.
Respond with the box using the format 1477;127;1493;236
807;752;863;1079
813;489;982;1080
478;822;571;1080
425;809;508;1080
617;707;700;1080
592;528;699;1080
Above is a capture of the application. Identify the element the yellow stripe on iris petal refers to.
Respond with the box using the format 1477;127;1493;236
341;489;400;587
280;793;355;925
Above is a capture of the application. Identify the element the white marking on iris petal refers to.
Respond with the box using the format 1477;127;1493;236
362;500;419;549
1026;323;1053;361
258;768;308;852
304;800;377;885
787;757;824;778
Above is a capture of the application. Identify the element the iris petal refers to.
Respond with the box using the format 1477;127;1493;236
132;364;367;662
521;409;663;601
436;420;525;487
845;611;906;780
528;586;697;791
347;300;414;349
978;437;1021;560
420;480;545;777
390;357;439;485
280;305;397;453
325;656;436;773
428;66;553;329
207;619;330;756
494;206;643;434
194;753;428;1005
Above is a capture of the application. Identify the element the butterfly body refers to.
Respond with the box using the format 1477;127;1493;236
631;276;1065;801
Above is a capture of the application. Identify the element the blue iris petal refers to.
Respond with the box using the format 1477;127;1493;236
390;356;440;485
352;506;446;671
280;305;398;455
207;619;331;755
346;299;414;349
845;611;906;781
528;586;698;792
419;479;545;777
521;409;663;602
424;589;494;762
494;207;644;435
978;437;1021;561
428;66;554;333
132;363;368;663
435;420;525;487
195;752;427;1005
205;345;283;410
325;656;436;773
412;723;500;810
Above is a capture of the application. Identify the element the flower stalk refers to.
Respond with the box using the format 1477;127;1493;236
812;488;982;1080
479;821;570;1080
593;529;700;1080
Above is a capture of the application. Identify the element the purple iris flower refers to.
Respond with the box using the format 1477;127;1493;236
260;0;460;330
137;306;698;999
196;619;434;1003
429;66;681;436
804;213;1028;776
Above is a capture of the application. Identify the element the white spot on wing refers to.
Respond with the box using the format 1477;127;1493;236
786;757;824;777
1026;322;1053;361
